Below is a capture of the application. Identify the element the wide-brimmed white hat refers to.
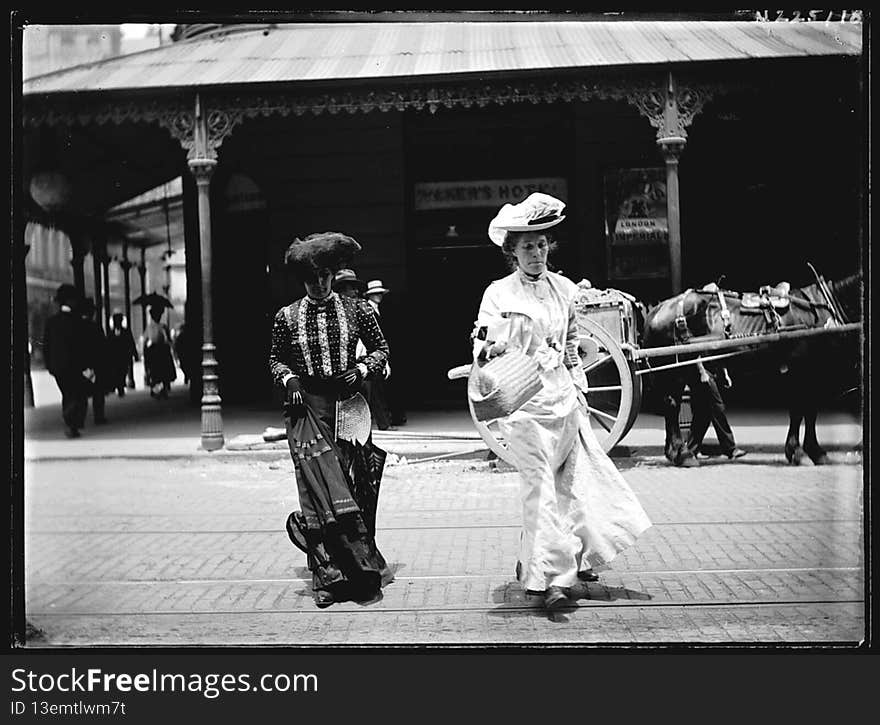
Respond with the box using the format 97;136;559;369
365;279;390;296
487;192;566;246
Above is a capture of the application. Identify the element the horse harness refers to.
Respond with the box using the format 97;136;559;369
673;287;735;343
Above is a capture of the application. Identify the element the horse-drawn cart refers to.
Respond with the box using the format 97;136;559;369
448;270;861;465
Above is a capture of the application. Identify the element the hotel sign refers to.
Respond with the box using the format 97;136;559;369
414;178;568;210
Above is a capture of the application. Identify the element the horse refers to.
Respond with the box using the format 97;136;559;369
640;270;861;466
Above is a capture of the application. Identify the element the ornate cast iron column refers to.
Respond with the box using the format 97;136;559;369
157;94;243;450
91;235;105;324
186;95;224;451
138;247;147;334
626;71;713;294
22;241;35;408
120;241;135;388
70;233;87;298
189;155;223;451
101;253;112;332
659;136;686;294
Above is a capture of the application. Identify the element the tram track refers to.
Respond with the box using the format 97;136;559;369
23;517;865;536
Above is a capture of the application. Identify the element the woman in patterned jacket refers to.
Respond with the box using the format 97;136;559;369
269;232;393;608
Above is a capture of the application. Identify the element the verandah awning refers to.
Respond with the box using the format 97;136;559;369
23;20;862;96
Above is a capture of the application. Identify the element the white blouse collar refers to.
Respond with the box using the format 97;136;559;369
516;268;548;284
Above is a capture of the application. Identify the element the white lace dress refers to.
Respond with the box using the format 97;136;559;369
474;270;651;592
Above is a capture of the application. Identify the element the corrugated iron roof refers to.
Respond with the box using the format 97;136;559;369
23;20;863;95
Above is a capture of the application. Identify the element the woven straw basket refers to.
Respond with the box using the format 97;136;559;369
467;351;542;421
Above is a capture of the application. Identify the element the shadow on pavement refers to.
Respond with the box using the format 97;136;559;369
488;578;653;622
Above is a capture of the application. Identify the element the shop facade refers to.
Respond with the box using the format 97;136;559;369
20;21;864;447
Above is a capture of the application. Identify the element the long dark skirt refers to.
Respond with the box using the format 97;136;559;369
144;341;177;386
284;385;391;606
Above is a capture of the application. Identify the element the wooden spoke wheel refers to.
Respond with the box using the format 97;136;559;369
577;317;641;450
468;317;641;467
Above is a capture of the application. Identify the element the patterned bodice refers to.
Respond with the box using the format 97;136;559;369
269;292;389;385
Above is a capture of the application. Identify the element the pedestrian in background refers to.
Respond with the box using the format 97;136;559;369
362;279;394;430
332;268;366;299
686;360;747;461
107;312;139;397
42;284;89;438
143;305;177;399
474;192;651;612
378;285;407;427
79;298;109;425
172;322;197;386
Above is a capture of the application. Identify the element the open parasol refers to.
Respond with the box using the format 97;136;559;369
132;292;173;309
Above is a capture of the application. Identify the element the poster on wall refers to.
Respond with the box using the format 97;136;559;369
603;168;670;280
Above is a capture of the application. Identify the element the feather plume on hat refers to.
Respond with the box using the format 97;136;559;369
284;232;362;278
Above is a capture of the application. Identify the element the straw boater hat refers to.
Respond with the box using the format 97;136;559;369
365;280;390;296
332;268;366;292
487;192;567;246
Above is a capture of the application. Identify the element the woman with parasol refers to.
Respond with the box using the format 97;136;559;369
135;293;177;399
269;232;394;607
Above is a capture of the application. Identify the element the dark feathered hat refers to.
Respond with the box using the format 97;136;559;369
284;232;362;279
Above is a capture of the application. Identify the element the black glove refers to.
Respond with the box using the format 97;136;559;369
285;377;304;407
335;367;362;388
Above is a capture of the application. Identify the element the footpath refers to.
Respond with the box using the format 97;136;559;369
21;368;863;463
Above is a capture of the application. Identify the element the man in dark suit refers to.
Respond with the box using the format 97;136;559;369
42;284;89;438
79;298;109;425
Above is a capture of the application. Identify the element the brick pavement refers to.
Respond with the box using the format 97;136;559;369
22;455;865;646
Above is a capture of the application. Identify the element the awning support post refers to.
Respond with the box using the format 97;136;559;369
120;241;135;388
626;70;714;295
187;94;224;451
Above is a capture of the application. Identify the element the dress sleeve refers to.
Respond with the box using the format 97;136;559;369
564;295;588;392
269;309;296;388
472;285;501;361
355;301;389;379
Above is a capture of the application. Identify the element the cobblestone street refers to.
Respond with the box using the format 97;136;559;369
24;451;865;646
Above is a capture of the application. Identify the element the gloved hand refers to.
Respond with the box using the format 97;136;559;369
335;367;362;387
285;377;304;407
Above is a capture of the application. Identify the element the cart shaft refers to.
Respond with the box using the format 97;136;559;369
631;322;861;361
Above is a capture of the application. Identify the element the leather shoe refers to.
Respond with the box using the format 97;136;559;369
727;447;747;460
543;585;570;611
313;589;334;608
577;569;599;582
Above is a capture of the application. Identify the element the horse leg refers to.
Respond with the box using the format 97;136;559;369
784;410;805;465
663;378;698;467
802;407;830;465
784;367;806;465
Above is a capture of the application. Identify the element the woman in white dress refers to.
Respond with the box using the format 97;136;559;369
472;193;652;611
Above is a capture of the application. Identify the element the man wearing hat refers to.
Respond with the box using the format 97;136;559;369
332;268;366;299
362;279;394;430
42;284;89;438
79;297;109;425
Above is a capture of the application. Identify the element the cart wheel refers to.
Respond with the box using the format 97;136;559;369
578;317;639;451
467;318;639;466
469;398;517;466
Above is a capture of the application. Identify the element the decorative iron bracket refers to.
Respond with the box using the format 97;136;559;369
625;72;718;141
